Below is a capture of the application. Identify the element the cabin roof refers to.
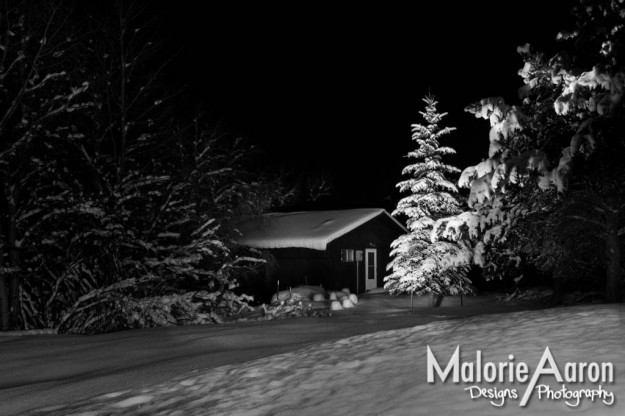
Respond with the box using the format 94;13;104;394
233;208;406;250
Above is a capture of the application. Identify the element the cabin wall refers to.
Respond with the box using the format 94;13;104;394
246;247;332;302
244;214;405;301
328;214;402;293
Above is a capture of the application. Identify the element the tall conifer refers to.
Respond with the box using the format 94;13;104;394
385;96;472;301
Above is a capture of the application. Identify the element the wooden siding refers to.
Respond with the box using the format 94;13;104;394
242;213;405;302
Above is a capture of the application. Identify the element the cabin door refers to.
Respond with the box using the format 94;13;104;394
365;248;378;290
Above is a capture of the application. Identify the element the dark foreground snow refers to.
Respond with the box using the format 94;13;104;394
24;303;625;416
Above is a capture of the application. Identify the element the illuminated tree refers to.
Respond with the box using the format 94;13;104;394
435;0;625;302
385;96;472;303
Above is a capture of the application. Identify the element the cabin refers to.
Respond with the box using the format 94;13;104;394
233;208;407;300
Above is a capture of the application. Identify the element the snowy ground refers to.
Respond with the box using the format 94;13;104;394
1;296;623;415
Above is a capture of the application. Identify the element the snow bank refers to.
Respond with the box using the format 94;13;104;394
33;304;625;415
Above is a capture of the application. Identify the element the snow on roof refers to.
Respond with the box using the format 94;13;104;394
234;208;406;250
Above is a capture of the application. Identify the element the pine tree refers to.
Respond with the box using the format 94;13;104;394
385;96;472;302
436;0;625;303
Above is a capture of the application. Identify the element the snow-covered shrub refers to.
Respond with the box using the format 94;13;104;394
271;286;328;304
312;293;326;302
330;300;343;311
0;2;289;332
243;297;332;321
60;289;256;334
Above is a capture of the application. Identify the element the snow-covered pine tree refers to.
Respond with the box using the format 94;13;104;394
385;96;473;303
434;0;625;303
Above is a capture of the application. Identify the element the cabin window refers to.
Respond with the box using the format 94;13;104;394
340;249;355;262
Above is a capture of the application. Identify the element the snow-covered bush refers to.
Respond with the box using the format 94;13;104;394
60;290;255;334
245;297;333;321
0;2;287;332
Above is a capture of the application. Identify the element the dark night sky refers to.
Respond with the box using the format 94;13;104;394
152;1;576;211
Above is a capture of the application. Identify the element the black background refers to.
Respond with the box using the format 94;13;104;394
151;1;575;210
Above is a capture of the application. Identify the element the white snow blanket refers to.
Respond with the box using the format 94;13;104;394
34;304;625;415
233;208;405;250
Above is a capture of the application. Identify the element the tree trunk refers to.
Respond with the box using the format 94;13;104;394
6;198;21;328
430;294;444;307
0;276;8;331
0;220;8;330
605;211;623;303
551;278;564;306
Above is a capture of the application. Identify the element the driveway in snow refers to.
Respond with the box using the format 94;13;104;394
0;293;541;415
